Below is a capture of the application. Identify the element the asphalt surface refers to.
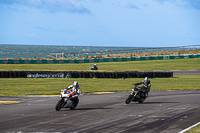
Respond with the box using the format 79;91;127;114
172;70;200;75
0;90;200;133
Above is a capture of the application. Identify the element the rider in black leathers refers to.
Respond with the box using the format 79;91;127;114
134;77;151;97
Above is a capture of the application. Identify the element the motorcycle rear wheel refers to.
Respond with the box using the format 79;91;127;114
138;98;145;103
55;99;64;111
70;97;79;110
125;95;133;104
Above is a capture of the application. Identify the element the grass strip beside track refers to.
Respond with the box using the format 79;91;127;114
0;75;199;96
0;58;199;71
187;124;200;133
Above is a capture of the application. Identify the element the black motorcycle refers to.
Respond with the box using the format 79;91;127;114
125;84;147;104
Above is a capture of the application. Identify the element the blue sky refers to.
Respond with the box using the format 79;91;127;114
0;0;200;47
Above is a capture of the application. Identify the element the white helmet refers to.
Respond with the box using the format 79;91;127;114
73;81;79;87
144;77;149;82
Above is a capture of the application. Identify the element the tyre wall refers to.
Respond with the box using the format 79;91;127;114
0;71;173;78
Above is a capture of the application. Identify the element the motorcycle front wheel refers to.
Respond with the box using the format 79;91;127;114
55;99;64;111
125;94;133;104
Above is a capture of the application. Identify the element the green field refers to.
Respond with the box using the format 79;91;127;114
0;58;199;71
0;75;199;96
187;125;200;133
0;58;199;96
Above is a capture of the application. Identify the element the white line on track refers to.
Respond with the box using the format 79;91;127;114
179;121;200;133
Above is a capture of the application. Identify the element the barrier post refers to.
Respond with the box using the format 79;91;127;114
74;59;79;63
158;56;163;59
64;59;69;63
113;58;118;62
84;59;89;63
30;60;37;64
94;58;99;62
42;60;48;64
19;60;25;64
53;59;59;64
8;59;14;64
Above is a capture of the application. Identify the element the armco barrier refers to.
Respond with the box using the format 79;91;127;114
0;54;199;64
0;71;173;78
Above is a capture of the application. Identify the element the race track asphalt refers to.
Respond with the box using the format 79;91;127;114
172;70;200;75
0;90;200;133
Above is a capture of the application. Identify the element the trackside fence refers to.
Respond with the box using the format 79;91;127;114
0;54;199;64
50;45;200;58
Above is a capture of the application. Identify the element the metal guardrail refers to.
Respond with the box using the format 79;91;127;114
50;45;200;58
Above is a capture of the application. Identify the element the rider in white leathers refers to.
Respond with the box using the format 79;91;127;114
66;81;81;97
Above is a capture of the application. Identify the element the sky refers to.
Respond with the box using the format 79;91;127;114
0;0;200;47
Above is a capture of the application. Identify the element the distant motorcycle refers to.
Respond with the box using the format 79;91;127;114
125;84;147;104
55;89;79;111
89;64;98;70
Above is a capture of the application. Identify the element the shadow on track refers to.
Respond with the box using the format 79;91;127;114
58;107;112;111
75;107;112;111
141;101;179;104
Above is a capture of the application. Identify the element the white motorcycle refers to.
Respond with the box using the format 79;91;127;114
55;89;79;111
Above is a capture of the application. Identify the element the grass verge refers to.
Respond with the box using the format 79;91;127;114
0;75;199;96
187;125;200;133
0;58;199;71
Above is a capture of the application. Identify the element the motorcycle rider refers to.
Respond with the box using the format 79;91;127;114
134;77;151;97
65;81;81;97
61;81;81;109
90;64;98;70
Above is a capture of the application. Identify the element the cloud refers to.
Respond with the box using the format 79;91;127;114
153;0;200;10
186;0;200;10
127;3;139;9
0;0;90;14
153;0;171;3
